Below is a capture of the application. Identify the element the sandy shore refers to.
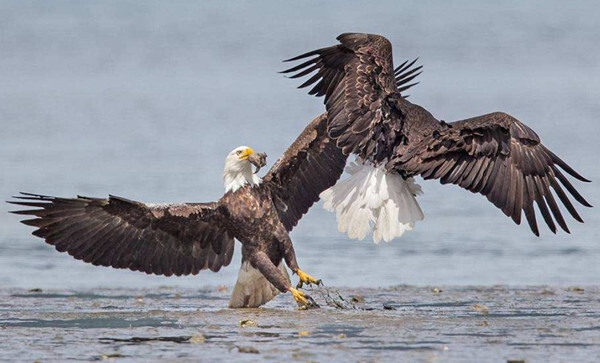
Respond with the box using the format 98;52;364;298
1;285;599;362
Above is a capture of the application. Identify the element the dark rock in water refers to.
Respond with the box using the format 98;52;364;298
239;319;258;328
237;346;259;354
351;294;365;303
382;303;396;310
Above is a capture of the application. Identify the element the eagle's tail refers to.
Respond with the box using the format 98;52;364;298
228;260;290;308
320;161;424;243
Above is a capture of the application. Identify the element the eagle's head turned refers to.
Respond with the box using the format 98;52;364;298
223;146;266;193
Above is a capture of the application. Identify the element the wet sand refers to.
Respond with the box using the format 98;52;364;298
1;285;600;362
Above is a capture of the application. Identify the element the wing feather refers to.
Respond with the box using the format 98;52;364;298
9;193;234;275
397;112;590;235
283;33;422;163
263;113;348;231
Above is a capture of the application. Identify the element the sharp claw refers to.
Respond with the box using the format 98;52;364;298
296;269;322;290
297;295;319;310
303;295;319;309
289;287;319;309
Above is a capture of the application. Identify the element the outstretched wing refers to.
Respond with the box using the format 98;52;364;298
285;34;591;235
9;193;235;275
283;33;420;160
263;113;348;231
395;112;592;235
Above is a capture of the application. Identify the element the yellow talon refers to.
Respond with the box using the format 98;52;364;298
289;287;319;309
289;287;309;306
296;269;322;289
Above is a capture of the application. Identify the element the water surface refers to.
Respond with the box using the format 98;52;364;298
0;1;599;291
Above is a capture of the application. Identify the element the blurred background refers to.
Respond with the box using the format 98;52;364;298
1;0;598;290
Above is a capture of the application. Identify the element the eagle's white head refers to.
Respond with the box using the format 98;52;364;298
223;146;262;193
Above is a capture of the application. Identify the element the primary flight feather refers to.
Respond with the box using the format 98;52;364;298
283;32;591;237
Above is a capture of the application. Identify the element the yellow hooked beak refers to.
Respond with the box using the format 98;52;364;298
239;147;254;160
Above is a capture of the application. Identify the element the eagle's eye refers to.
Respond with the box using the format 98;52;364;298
236;150;242;155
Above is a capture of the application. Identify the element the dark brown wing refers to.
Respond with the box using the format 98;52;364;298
395;112;592;235
262;113;348;231
394;58;422;95
9;193;235;275
283;33;418;161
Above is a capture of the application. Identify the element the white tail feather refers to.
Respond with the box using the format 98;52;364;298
229;261;290;308
321;161;424;243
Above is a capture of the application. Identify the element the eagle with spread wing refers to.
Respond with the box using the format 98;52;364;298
283;33;591;241
9;113;356;308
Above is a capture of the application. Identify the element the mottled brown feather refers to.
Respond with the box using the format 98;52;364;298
263;113;348;231
396;112;591;235
8;193;234;275
286;33;590;236
283;33;422;163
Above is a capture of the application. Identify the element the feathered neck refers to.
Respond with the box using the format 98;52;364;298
223;162;260;193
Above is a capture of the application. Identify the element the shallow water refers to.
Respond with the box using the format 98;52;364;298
1;1;599;293
2;285;600;362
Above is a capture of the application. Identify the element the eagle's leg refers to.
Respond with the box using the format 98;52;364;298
250;251;317;308
279;232;323;289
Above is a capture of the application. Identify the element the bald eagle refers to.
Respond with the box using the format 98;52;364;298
9;113;354;308
283;33;591;242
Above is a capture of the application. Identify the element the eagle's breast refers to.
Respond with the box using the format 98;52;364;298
220;185;279;243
